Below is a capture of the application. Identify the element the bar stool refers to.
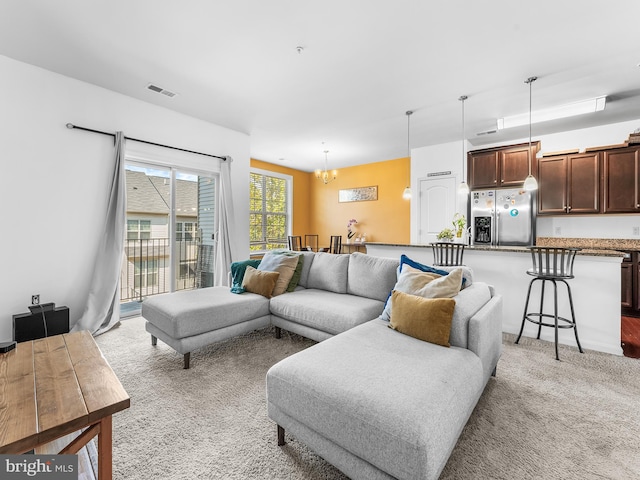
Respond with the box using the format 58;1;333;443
515;247;583;360
430;242;465;266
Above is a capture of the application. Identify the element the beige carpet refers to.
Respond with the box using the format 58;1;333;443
95;317;640;480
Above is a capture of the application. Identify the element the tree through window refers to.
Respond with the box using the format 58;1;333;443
250;171;289;252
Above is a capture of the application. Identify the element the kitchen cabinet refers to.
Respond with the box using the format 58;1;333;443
603;146;640;213
538;153;600;215
468;142;539;189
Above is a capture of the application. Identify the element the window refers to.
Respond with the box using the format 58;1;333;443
127;220;151;240
134;259;158;288
176;222;197;241
250;170;291;252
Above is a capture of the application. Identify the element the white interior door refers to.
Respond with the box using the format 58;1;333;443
417;176;456;244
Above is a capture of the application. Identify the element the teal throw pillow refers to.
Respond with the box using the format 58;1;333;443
230;259;261;294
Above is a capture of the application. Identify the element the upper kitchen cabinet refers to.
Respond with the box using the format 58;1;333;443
538;152;600;215
603;146;640;213
468;142;539;189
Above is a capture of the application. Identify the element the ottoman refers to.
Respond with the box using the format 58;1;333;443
142;286;271;368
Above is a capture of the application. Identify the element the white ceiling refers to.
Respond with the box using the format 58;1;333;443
1;1;639;172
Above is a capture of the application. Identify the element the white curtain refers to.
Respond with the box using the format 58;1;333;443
74;132;126;335
214;156;235;286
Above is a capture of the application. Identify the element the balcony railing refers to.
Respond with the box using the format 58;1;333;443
120;238;214;303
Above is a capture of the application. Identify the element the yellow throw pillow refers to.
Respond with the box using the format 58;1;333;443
242;266;280;298
389;290;456;347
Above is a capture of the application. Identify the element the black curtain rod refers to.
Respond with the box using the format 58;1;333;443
66;123;227;161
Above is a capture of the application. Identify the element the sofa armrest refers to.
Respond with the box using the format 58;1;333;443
467;293;503;384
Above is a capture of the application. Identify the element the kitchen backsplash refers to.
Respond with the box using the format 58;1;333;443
537;215;640;240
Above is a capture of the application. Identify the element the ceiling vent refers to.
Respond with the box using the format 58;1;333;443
146;83;177;98
476;129;497;136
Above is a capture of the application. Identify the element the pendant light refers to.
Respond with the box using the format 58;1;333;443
315;142;337;184
458;95;470;194
523;76;539;191
402;110;413;200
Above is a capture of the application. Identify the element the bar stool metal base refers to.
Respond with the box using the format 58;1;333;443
515;277;584;360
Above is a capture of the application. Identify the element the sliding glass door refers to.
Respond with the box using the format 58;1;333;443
121;163;216;315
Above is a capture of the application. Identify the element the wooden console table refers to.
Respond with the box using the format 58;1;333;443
0;330;130;479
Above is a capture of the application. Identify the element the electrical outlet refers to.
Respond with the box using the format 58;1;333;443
31;294;40;305
554;226;562;236
633;226;640;236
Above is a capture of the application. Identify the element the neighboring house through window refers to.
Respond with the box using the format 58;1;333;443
122;164;217;306
250;169;291;252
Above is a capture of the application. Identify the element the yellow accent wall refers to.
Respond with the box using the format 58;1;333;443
251;157;410;249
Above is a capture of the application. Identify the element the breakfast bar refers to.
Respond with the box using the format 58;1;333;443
366;242;624;356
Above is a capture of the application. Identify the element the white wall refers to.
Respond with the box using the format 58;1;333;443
409;140;468;243
411;119;640;242
0;55;250;341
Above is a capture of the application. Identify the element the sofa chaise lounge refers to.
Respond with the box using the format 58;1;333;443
142;251;503;479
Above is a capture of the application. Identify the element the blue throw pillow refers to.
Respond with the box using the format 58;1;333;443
399;254;452;277
230;259;261;294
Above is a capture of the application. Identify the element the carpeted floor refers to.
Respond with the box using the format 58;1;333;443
95;317;640;480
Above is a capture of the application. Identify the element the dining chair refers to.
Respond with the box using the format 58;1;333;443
304;234;319;252
329;235;342;254
288;235;302;251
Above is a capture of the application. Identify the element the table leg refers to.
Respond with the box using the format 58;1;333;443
97;416;113;480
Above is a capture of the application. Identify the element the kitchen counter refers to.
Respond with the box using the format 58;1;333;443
366;242;623;356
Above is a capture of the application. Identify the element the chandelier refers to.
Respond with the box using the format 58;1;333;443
315;147;337;184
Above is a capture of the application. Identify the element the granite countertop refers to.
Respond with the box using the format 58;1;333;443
366;241;625;257
537;237;640;253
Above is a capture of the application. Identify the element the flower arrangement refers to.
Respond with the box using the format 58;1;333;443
347;218;358;239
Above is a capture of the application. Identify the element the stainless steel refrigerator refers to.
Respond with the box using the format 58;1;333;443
470;188;535;246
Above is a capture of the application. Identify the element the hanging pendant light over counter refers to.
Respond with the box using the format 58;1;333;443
523;76;539;191
402;110;413;200
458;95;470;195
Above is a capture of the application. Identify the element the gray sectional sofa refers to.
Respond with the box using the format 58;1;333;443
143;251;503;479
142;251;398;367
